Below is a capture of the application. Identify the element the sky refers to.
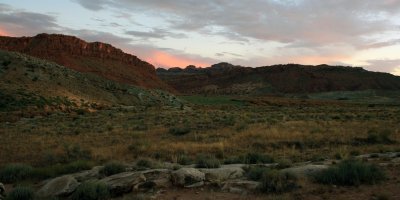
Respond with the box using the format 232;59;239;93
1;0;400;75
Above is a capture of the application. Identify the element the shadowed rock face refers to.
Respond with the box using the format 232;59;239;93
0;33;173;91
157;63;400;95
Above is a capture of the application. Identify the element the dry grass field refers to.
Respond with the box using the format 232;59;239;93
1;95;399;167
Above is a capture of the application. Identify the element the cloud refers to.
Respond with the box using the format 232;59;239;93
73;0;400;50
363;59;400;75
72;0;110;11
0;3;60;36
125;28;186;39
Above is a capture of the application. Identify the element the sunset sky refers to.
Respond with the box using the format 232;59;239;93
1;0;400;75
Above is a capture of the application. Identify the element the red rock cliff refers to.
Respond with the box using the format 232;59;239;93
0;33;172;91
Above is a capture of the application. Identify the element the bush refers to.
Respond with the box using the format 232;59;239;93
71;181;109;200
224;153;274;164
32;160;93;180
195;155;220;168
366;130;394;144
99;162;125;177
177;154;192;165
6;186;35;200
314;160;386;186
0;164;33;183
168;127;191;136
260;169;298;193
62;144;92;162
136;159;154;169
246;166;268;181
244;153;274;164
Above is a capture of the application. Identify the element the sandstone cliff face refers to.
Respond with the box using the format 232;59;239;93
157;63;400;95
0;33;172;91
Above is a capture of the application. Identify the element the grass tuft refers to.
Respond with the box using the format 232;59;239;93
6;186;35;200
314;159;386;186
71;181;109;200
99;162;125;177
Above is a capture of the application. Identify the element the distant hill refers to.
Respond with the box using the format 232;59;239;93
0;33;173;91
0;50;181;115
157;62;400;95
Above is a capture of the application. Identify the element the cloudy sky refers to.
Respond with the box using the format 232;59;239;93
1;0;400;75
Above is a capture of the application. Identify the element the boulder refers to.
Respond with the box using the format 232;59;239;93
199;166;244;183
100;172;146;196
135;169;172;191
185;181;204;188
0;182;4;194
71;166;102;182
0;182;5;200
171;168;205;187
37;175;79;197
222;180;260;193
281;164;329;177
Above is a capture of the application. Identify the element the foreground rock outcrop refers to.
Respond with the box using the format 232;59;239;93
37;175;79;198
31;152;400;199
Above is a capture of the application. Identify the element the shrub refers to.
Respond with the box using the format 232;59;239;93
168;127;190;136
224;153;274;164
314;160;386;186
62;144;92;162
246;166;268;181
71;181;109;200
177;154;192;165
136;159;154;169
260;169;298;193
276;159;293;169
195;155;220;168
6;186;35;200
0;164;33;183
244;153;274;164
366;130;394;144
99;162;125;177
32;160;93;179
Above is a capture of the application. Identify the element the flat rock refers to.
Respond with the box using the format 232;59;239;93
281;164;329;177
199;166;244;183
135;169;172;191
37;175;79;197
222;180;260;192
171;168;205;187
71;166;102;182
356;152;400;159
100;172;146;196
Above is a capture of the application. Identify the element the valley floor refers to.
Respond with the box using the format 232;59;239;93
0;95;399;199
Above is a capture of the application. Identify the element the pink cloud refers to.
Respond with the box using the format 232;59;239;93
144;50;211;68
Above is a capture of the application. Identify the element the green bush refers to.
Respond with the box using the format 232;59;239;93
244;153;274;164
99;162;125;177
6;186;35;200
168;127;191;136
62;144;92;162
245;166;268;181
366;130;394;144
0;164;33;183
136;159;154;169
224;153;274;164
195;155;220;168
177;154;192;165
314;160;386;186
71;181;109;200
260;169;298;193
32;160;93;179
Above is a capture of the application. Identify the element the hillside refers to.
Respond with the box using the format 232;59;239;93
0;33;173;91
157;62;400;95
0;50;181;118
